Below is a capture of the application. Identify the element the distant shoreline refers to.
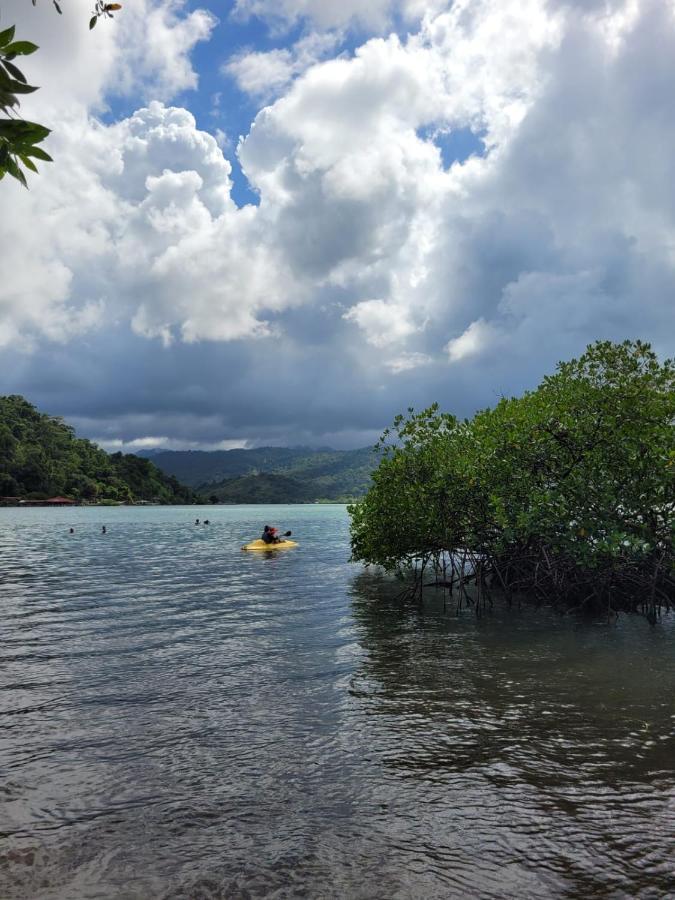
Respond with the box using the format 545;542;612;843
0;501;352;508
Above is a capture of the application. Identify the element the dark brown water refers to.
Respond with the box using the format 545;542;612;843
1;505;674;899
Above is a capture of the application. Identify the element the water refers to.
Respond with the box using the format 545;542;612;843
1;504;674;899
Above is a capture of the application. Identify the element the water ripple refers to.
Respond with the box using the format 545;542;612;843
1;505;674;899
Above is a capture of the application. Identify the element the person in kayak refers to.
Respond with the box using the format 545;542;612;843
262;525;281;544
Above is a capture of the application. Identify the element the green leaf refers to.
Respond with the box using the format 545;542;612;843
4;79;39;94
5;155;28;187
0;92;20;111
89;16;98;29
24;145;52;162
0;27;16;49
1;60;27;83
0;120;51;142
19;153;38;173
24;121;52;141
3;41;39;56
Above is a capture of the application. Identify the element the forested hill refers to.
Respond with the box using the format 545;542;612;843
142;447;377;503
0;396;197;504
139;447;321;487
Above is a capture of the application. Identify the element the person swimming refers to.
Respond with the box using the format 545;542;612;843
195;519;200;525
101;525;107;534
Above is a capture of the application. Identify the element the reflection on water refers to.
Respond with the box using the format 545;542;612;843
350;576;675;897
1;505;674;899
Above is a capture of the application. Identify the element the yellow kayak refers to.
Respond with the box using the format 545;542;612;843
242;539;298;551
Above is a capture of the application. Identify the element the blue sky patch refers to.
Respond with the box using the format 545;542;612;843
418;125;487;168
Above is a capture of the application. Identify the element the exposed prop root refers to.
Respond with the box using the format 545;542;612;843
397;545;673;621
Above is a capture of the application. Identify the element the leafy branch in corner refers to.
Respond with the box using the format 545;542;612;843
0;1;122;187
0;25;51;187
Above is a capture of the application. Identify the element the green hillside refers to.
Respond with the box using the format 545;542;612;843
270;448;375;498
0;396;197;504
140;446;333;487
207;473;316;504
146;446;378;503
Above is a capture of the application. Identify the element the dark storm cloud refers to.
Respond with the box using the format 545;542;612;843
2;314;549;449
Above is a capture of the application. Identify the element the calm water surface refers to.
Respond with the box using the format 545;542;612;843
1;504;674;899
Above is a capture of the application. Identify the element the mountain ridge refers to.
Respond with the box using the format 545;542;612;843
141;446;378;503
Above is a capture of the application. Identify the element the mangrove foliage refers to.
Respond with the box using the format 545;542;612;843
349;341;674;619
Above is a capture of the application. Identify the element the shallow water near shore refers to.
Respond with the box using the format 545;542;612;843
1;504;674;899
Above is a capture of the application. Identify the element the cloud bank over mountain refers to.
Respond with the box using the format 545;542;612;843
1;0;673;448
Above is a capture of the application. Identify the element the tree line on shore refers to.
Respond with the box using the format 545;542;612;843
0;396;197;504
349;341;674;620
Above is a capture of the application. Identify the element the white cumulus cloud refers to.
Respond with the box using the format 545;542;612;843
1;0;675;444
446;318;499;363
225;31;340;100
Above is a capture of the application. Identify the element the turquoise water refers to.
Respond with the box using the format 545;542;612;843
1;504;674;899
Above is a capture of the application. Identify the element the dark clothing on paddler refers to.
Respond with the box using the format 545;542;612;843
262;525;279;544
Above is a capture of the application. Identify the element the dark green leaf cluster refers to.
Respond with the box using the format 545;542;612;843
0;396;198;504
350;341;675;615
0;25;52;187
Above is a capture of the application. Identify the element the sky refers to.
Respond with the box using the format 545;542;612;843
1;0;674;451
